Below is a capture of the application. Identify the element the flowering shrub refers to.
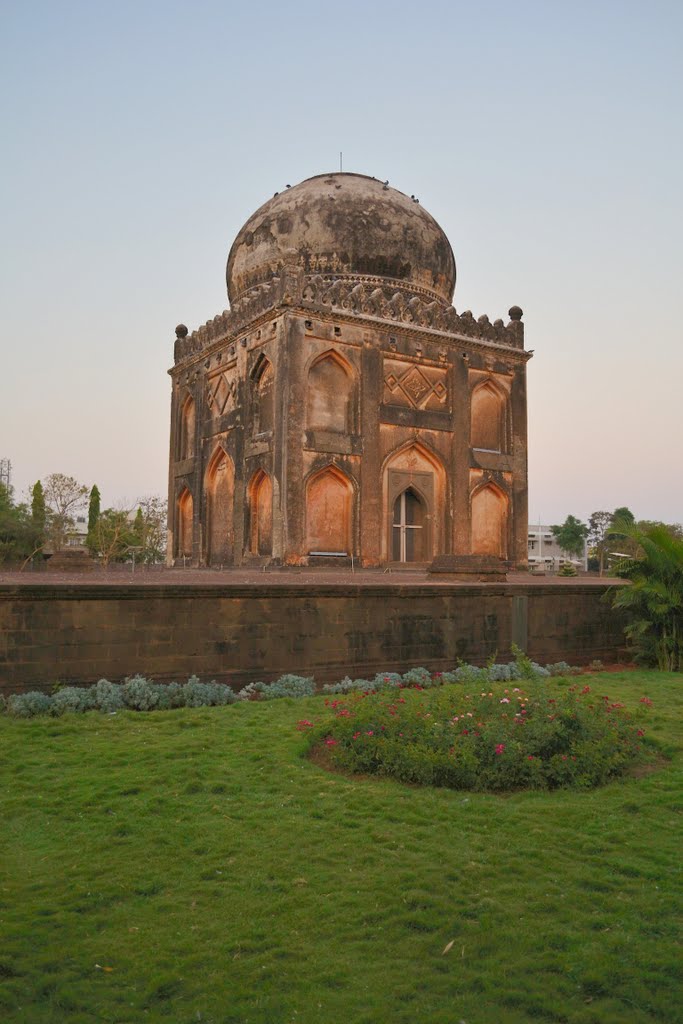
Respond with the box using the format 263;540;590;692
309;680;653;791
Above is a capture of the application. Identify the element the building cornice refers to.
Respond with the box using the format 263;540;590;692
170;268;530;375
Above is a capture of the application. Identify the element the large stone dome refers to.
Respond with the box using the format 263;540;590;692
226;172;456;306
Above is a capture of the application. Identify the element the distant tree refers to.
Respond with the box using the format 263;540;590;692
551;515;588;560
136;496;167;564
558;561;578;577
87;485;101;551
31;481;46;543
91;509;137;567
43;473;89;551
0;484;39;564
588;510;613;576
610;522;683;671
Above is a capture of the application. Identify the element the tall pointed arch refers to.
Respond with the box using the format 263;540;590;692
251;356;274;435
178;394;196;460
247;469;273;556
382;440;447;563
306;350;356;434
175;487;193;559
471;481;509;558
471;378;509;453
305;464;354;554
205;446;235;565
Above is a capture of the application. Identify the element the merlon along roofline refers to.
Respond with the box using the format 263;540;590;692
171;269;527;368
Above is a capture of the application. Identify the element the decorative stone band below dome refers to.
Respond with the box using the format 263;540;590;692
173;268;524;365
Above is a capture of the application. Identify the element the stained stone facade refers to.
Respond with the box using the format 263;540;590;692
168;172;531;568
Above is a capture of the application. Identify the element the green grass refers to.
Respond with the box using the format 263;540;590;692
0;671;680;1024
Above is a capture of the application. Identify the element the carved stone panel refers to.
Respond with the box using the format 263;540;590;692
206;368;238;417
383;358;448;412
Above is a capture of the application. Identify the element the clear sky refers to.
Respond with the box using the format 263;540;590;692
2;0;681;526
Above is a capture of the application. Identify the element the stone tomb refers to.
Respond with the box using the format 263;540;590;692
168;173;530;569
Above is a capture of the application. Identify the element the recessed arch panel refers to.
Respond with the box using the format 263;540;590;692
205;447;235;565
471;483;508;558
471;379;508;453
176;487;193;559
178;394;196;460
252;357;274;435
306;350;355;434
305;465;353;554
248;469;273;556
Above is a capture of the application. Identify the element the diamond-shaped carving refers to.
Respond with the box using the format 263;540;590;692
400;367;430;404
385;373;399;391
434;380;447;402
213;375;230;414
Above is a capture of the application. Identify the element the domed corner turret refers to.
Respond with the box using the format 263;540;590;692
226;172;456;306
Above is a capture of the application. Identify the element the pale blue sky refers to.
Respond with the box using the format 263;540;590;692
1;0;682;524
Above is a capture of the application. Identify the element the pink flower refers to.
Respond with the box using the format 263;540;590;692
500;698;510;704
366;730;374;736
325;738;338;747
495;743;505;755
640;696;653;706
296;720;314;730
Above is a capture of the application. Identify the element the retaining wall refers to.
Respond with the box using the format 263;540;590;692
0;581;627;695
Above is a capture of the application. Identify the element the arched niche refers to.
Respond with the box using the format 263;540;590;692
205;446;235;565
471;380;508;453
306;351;355;434
176;487;193;559
382;441;446;563
471;483;509;558
248;469;273;556
305;465;353;554
252;357;274;435
178;394;196;461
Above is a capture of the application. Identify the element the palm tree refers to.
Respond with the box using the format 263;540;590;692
610;520;683;671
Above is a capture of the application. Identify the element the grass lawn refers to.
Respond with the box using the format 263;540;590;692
1;671;680;1024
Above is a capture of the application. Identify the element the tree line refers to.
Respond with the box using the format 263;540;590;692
551;507;682;575
551;507;682;671
0;474;166;567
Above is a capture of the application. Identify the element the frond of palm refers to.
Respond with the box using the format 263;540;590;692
609;521;683;671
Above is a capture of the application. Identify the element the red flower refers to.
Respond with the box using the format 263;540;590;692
296;720;314;730
495;743;505;755
581;685;591;694
324;738;338;747
640;696;653;706
637;728;645;737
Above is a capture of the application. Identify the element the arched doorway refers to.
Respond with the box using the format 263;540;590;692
382;441;446;563
392;487;427;562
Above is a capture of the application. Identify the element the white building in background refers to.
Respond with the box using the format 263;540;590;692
65;515;88;547
527;524;588;573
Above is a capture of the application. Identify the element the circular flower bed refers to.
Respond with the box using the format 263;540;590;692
308;680;653;791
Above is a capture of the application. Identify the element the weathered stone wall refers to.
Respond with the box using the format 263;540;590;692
0;583;627;695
